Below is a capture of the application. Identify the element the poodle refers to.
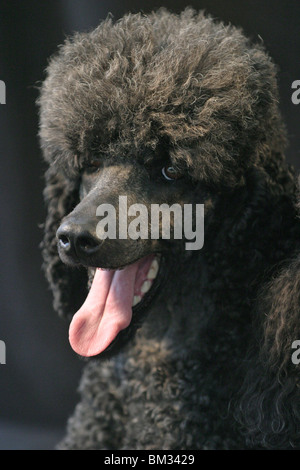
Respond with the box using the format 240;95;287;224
38;8;300;449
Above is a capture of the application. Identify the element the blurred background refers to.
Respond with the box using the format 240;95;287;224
0;0;299;450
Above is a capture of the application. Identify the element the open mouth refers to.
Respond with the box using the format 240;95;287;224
68;254;162;357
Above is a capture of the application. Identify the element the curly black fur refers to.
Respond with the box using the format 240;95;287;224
38;8;300;449
234;250;300;449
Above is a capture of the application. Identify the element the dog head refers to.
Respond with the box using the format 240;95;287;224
38;8;286;358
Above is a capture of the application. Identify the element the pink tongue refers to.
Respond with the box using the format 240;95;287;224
69;256;154;357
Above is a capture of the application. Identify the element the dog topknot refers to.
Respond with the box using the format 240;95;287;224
39;8;286;187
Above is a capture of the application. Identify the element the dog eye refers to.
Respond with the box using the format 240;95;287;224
84;160;102;173
161;166;182;181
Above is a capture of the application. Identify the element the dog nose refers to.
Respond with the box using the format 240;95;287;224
57;220;100;259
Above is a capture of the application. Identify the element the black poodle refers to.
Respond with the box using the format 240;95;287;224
38;8;300;449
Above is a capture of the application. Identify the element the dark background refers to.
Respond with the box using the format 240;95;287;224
0;0;299;449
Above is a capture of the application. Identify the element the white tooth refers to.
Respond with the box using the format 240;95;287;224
148;267;157;280
141;280;151;294
148;259;159;279
152;258;159;270
132;295;141;306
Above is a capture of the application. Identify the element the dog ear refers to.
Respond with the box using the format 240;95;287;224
41;167;88;320
235;255;300;448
